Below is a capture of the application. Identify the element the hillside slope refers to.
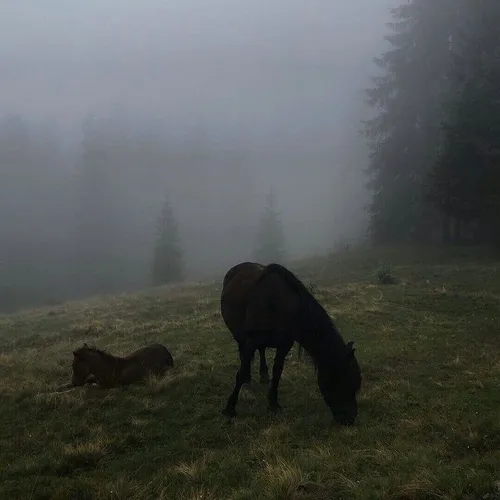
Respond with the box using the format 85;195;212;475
1;246;500;499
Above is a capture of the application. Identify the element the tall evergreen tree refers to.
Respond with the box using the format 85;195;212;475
364;0;464;244
253;187;286;264
151;195;184;285
428;0;500;244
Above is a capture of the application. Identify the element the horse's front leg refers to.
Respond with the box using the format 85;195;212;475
268;341;294;413
222;341;256;418
258;346;270;384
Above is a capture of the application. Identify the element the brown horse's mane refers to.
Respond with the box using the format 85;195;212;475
256;263;348;366
79;344;123;363
256;263;336;330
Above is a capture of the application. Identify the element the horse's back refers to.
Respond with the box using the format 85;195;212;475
221;261;303;338
222;262;264;290
131;343;174;371
243;265;303;333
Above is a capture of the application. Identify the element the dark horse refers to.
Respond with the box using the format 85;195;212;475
71;343;174;389
220;261;361;425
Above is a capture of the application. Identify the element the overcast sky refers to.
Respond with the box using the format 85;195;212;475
0;0;396;134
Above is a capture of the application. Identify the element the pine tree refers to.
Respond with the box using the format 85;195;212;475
151;195;184;285
364;0;464;244
253;187;286;264
428;0;500;244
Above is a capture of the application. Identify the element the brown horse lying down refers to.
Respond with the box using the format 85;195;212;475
220;261;361;426
70;343;174;389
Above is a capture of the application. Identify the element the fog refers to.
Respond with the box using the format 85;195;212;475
0;0;397;309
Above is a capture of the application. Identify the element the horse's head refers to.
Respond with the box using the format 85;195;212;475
72;343;92;386
317;340;361;426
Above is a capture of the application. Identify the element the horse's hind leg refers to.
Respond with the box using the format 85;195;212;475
258;346;270;384
268;341;294;413
238;342;252;384
223;342;256;418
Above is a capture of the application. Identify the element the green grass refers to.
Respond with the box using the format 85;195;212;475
1;246;500;499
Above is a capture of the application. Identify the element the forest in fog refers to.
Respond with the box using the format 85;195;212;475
0;105;369;310
2;0;500;311
1;0;382;310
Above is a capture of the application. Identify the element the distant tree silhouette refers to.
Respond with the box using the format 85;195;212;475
73;113;122;295
151;194;184;285
253;187;286;264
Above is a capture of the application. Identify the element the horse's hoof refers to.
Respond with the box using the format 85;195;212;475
260;374;270;384
221;406;237;418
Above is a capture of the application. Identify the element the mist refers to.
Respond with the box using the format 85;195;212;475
0;0;397;310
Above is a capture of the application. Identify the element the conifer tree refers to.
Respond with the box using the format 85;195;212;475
364;0;463;244
253;187;286;264
151;195;184;285
429;0;500;244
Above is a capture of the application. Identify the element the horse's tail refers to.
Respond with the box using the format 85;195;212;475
297;343;314;365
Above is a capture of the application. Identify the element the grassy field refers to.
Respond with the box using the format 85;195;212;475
1;246;500;499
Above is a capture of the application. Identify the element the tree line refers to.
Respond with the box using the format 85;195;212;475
0;112;287;311
365;0;500;246
6;0;496;310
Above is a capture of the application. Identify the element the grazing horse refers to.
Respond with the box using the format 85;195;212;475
71;343;174;389
220;262;361;425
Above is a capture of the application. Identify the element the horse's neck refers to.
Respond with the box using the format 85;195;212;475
299;326;345;364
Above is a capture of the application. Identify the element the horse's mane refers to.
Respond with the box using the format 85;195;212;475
257;263;335;331
257;263;346;364
78;344;121;362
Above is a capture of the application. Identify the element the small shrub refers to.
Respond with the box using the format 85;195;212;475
375;261;398;285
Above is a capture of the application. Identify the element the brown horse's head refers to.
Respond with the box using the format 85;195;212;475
317;341;361;426
72;343;92;386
